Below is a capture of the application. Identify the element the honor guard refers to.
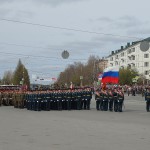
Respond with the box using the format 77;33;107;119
85;88;92;110
57;90;63;110
66;89;72;110
95;89;101;110
77;89;82;110
113;88;118;112
0;91;2;106
81;89;86;109
145;87;150;112
102;89;108;111
117;88;124;112
107;88;114;111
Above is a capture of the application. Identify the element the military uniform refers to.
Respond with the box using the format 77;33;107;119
57;91;63;110
113;89;118;112
0;92;2;106
95;90;101;110
117;90;124;112
66;91;72;110
86;89;92;110
102;90;108;111
76;90;82;110
108;90;114;111
145;88;150;112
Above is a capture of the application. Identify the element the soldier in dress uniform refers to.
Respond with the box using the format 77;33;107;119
57;90;63;110
8;91;13;106
71;89;76;109
102;89;108;111
36;91;42;111
3;91;9;106
62;89;67;110
81;89;86;109
85;88;92;110
117;88;124;112
18;91;23;108
107;88;114;111
45;90;51;111
0;91;2;106
145;87;150;112
113;88;118;112
66;89;72;110
76;89;82;110
95;89;101;110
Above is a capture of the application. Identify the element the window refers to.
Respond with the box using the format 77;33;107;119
144;54;149;58
110;57;113;61
132;55;135;60
128;56;131;60
115;61;118;65
144;62;149;67
115;55;118;59
110;63;113;66
128;49;131;54
132;48;135;52
121;52;124;57
145;71;149;75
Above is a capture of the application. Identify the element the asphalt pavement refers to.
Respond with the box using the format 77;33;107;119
0;94;149;150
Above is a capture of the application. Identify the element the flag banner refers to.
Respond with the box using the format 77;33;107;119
52;77;57;81
102;66;119;84
98;73;103;80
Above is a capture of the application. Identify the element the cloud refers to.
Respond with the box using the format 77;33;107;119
95;16;144;30
0;0;88;6
94;35;133;44
115;16;142;29
97;17;113;23
0;8;11;17
127;28;150;36
13;10;34;20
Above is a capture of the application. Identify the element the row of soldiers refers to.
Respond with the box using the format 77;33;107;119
95;88;124;112
12;88;93;111
0;91;14;106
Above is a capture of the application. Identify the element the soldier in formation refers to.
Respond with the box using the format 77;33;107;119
145;87;150;112
11;88;92;111
95;87;124;112
0;90;14;106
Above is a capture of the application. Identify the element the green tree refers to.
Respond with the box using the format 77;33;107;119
13;59;30;88
119;67;138;85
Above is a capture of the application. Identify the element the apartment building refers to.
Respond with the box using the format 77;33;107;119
107;37;150;80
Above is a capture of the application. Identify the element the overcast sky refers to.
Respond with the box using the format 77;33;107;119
0;0;150;84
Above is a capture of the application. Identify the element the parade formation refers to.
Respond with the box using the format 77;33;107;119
0;85;150;112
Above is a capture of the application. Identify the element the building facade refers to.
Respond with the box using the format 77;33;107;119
107;37;150;80
98;58;108;71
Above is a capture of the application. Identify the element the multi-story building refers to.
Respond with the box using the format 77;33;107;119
107;37;150;81
98;58;108;71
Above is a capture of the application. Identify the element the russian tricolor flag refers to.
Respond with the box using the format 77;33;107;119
98;73;103;80
102;66;119;84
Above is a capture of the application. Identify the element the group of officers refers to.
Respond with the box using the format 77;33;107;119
0;86;150;112
0;88;92;111
95;88;124;112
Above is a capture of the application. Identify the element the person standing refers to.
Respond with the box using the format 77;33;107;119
145;87;150;112
95;89;101;110
108;88;114;111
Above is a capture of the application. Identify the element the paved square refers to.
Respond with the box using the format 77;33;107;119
0;95;149;150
